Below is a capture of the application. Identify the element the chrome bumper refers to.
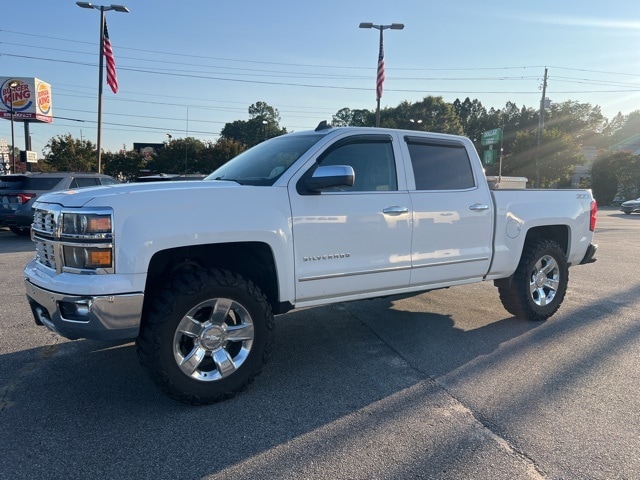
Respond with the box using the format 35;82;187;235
25;279;144;341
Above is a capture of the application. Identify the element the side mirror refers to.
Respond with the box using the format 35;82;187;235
307;165;355;191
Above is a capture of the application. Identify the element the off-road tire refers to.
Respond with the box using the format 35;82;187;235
498;239;568;321
136;268;274;405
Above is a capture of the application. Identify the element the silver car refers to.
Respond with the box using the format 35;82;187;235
620;198;640;215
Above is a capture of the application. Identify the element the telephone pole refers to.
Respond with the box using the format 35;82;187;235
535;67;548;188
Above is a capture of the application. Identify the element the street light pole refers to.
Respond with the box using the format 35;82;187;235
76;2;129;173
8;80;18;174
359;22;404;127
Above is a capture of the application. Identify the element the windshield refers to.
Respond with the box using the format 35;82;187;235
205;133;326;186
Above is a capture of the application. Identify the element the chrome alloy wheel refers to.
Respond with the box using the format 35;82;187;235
529;254;560;307
173;297;255;382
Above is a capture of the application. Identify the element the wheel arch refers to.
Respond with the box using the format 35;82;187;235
494;225;568;290
142;242;289;319
522;224;569;256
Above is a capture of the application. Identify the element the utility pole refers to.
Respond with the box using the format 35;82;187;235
535;67;548;188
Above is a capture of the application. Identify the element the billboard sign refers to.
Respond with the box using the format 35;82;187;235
481;128;502;146
0;77;53;123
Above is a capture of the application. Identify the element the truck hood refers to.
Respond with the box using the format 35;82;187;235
35;180;238;208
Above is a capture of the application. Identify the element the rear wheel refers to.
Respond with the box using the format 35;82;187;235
498;239;568;321
136;268;274;404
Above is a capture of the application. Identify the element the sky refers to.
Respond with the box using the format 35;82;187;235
1;0;639;157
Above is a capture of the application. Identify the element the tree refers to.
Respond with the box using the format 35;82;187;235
546;100;606;146
602;110;640;148
220;102;287;148
248;101;281;123
611;150;640;199
102;150;146;181
371;96;464;134
331;107;374;127
209;138;246;168
150;137;207;174
44;134;96;172
506;128;584;187
453;97;488;146
590;153;621;205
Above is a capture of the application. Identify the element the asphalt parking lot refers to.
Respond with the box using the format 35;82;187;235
0;210;638;479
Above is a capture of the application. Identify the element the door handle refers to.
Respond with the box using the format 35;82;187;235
469;203;490;211
383;206;409;215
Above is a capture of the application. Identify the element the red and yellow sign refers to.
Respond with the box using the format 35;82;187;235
1;77;53;123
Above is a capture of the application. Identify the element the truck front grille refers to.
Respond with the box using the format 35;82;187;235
35;240;57;270
30;204;114;274
32;209;57;235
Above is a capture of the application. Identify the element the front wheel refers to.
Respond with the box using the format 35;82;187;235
498;239;568;321
136;268;274;405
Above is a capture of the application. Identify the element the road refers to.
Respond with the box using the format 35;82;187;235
0;209;638;479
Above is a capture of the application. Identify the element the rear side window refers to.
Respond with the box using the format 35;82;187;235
405;137;475;190
100;177;119;185
70;177;99;188
22;177;64;190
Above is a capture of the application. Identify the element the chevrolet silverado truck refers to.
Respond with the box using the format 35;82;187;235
23;123;597;404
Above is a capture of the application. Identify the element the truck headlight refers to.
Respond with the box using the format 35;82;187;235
62;213;112;237
60;211;114;272
63;245;113;269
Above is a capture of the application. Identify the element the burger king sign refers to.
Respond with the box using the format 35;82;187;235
1;77;53;124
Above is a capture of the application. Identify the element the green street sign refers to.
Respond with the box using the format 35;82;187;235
481;128;503;146
483;149;497;165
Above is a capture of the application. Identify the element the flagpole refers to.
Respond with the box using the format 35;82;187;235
376;27;383;128
359;22;404;128
76;2;129;174
97;6;105;173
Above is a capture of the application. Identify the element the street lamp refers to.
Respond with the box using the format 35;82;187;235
76;2;129;173
359;22;404;127
8;80;18;174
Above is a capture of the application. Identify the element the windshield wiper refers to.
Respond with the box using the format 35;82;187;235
212;176;242;184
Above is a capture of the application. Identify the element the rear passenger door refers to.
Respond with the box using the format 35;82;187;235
403;136;493;287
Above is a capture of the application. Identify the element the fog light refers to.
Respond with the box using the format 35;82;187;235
59;300;92;321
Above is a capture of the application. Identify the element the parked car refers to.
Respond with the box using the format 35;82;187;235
611;195;625;207
620;198;640;215
0;172;120;235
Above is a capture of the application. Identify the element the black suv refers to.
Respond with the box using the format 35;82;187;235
0;172;120;235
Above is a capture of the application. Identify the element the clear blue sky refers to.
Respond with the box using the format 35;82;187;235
2;0;639;156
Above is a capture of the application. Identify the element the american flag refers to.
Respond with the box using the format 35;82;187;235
376;35;385;99
103;18;118;94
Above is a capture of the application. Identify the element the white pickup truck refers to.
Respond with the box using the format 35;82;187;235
24;124;597;404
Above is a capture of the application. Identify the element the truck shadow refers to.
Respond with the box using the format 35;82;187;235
0;293;536;480
1;282;637;479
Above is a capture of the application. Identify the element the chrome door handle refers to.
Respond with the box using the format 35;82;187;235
383;206;409;215
469;203;490;211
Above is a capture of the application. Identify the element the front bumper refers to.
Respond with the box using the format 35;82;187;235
25;279;144;341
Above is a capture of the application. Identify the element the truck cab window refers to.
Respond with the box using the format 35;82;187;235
317;138;397;192
405;138;475;190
